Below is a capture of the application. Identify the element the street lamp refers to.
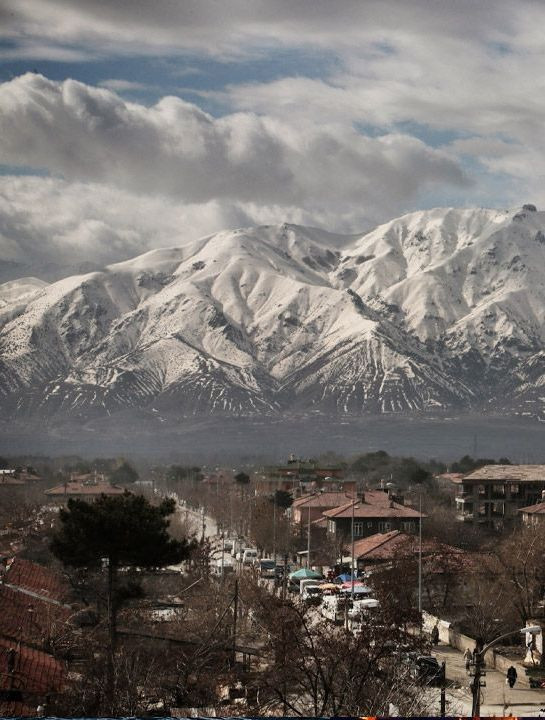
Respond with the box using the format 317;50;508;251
471;625;542;716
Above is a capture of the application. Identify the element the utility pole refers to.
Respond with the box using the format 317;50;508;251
440;661;446;717
306;503;311;568
232;579;239;668
351;494;356;601
471;648;485;717
470;626;542;716
418;488;422;616
272;492;277;565
221;532;225;579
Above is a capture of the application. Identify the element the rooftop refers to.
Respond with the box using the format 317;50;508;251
44;479;126;496
5;556;70;604
0;584;72;644
518;501;545;515
0;635;64;694
459;464;545;483
292;491;353;509
323;490;424;520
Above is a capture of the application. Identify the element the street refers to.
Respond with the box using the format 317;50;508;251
432;643;545;716
176;498;218;538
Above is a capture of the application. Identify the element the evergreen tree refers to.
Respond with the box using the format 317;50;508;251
51;493;193;693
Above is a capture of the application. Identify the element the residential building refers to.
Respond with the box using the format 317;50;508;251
351;529;493;611
257;457;353;496
291;491;354;525
323;489;424;539
44;474;126;502
452;465;545;529
518;497;545;526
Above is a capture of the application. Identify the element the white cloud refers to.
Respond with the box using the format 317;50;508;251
2;3;544;280
0;73;468;216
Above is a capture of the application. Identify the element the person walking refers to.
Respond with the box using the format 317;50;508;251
507;665;518;689
431;624;440;645
464;647;472;672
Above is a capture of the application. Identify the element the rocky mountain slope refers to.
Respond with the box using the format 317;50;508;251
2;205;545;423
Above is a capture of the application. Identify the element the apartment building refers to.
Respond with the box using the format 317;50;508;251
452;465;545;529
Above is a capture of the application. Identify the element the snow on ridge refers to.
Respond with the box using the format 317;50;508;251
3;206;545;420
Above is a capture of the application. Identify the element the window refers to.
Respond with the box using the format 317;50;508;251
402;521;414;533
378;521;391;532
328;520;336;534
353;521;364;537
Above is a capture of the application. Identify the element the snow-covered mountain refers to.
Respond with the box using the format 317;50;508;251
2;205;545;424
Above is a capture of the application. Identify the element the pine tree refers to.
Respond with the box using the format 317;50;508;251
51;493;194;694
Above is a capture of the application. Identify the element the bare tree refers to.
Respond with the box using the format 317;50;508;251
247;592;432;716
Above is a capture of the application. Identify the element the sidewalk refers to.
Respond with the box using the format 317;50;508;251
432;642;545;716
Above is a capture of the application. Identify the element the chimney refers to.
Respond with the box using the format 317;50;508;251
360;490;365;503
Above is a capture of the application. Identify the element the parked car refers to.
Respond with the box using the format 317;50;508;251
406;655;443;686
301;584;323;606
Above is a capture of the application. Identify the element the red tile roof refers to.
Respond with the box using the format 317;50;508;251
352;530;405;559
292;491;353;509
5;557;69;604
323;490;424;519
0;700;39;716
0;585;71;645
0;636;64;694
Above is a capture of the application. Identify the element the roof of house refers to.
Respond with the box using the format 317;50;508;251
0;700;39;716
44;479;126;496
518;501;545;515
460;465;545;483
352;530;405;559
353;530;478;571
5;557;69;604
0;635;64;694
322;490;424;520
0;475;26;485
0;585;72;645
292;491;353;509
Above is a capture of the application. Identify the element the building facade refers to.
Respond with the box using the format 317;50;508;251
323;489;423;540
453;465;545;529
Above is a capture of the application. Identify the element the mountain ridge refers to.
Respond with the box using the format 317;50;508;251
2;205;545;425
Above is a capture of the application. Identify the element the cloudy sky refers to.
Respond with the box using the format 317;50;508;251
1;0;544;280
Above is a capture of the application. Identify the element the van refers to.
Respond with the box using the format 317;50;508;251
242;548;258;565
258;558;276;578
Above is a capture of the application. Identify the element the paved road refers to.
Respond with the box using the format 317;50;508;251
432;643;545;716
166;493;218;538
